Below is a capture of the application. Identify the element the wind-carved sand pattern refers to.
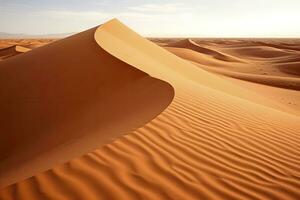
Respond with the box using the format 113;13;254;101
0;19;300;200
0;21;174;188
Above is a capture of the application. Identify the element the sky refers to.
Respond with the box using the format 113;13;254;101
0;0;300;37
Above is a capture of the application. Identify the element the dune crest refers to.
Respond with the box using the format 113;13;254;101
218;45;297;60
95;19;298;114
0;25;174;187
167;39;242;62
0;19;300;200
0;45;30;60
163;39;300;115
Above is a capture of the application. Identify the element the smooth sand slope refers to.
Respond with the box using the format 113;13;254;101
166;39;242;62
0;25;174;187
0;19;300;200
163;39;300;115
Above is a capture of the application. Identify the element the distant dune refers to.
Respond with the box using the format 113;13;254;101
0;45;30;60
0;19;300;200
0;39;58;49
167;38;242;62
0;32;74;39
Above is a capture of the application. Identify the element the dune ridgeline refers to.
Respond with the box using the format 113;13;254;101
0;19;300;200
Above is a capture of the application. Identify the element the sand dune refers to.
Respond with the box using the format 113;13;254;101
164;46;235;68
0;39;56;49
0;45;30;60
0;19;300;200
167;39;242;62
163;42;300;80
254;41;300;52
191;61;300;90
164;46;300;89
216;45;297;60
222;77;300;114
276;61;300;76
0;25;174;187
2;91;300;200
164;39;300;115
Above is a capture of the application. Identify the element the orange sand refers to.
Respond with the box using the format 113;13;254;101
0;19;300;200
0;25;174;187
0;45;30;60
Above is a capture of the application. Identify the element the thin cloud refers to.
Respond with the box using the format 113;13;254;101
40;9;152;20
41;10;110;19
128;3;185;12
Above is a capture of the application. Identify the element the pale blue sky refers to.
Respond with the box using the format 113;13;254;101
0;0;300;37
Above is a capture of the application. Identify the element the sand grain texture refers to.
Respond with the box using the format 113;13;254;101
0;25;174;187
0;19;300;200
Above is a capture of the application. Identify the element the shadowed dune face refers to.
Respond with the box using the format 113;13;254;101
95;20;300;115
0;26;174;187
276;62;300;76
0;45;30;60
0;19;300;200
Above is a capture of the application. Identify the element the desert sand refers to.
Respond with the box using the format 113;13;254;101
0;19;300;200
0;45;30;60
0;39;57;49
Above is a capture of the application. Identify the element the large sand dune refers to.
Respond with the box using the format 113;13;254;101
0;24;174;187
0;19;300;200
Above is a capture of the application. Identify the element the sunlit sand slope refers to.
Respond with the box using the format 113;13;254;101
0;19;300;200
0;26;174;187
0;45;30;60
164;39;300;115
166;39;242;62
